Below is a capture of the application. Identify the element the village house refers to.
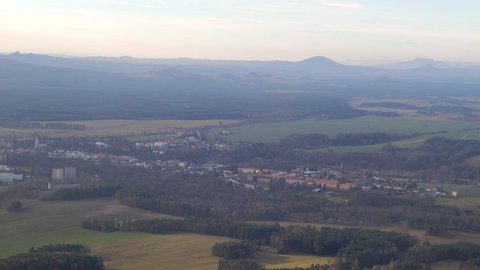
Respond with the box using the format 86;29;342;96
238;168;262;174
339;182;357;190
315;178;339;189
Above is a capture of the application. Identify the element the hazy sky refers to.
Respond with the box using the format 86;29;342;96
0;0;479;63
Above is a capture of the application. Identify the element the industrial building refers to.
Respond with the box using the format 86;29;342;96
0;173;23;183
52;167;77;181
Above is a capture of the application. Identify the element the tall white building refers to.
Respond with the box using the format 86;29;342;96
64;167;76;179
52;167;77;181
52;168;64;181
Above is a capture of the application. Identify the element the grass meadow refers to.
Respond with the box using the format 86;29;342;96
0;199;159;258
0;119;235;138
222;117;480;143
417;182;480;209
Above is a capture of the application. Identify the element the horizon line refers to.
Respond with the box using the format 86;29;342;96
1;50;479;66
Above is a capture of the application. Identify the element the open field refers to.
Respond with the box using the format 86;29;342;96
0;119;236;138
417;183;480;198
441;128;480;140
93;234;232;270
466;155;480;167
254;248;335;269
311;136;428;153
93;234;333;270
431;261;462;270
350;98;432;109
312;144;385;153
350;98;427;118
222;117;480;143
350;97;480;121
0;198;162;258
436;197;480;209
418;183;480;209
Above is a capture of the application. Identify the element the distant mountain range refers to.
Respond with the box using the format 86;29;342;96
377;58;480;70
0;52;479;121
1;52;479;82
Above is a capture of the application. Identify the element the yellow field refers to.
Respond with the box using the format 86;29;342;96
93;234;231;270
466;155;480;167
254;247;335;269
431;261;462;270
0;119;236;137
93;234;333;270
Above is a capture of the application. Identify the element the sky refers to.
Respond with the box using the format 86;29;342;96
0;0;479;64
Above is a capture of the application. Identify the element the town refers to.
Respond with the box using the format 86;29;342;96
0;133;459;200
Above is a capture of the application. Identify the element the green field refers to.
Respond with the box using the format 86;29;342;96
312;144;385;153
0;198;337;269
418;183;480;209
0;199;160;258
311;135;440;153
0;119;236;138
441;129;480;140
417;183;480;198
222;117;480;143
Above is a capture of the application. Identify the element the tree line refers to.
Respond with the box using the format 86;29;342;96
81;218;282;245
271;226;417;269
0;244;103;270
406;242;480;266
46;185;122;201
212;241;257;260
115;185;289;221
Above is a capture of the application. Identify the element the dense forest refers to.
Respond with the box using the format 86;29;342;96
46;185;122;201
0;244;104;270
0;59;362;121
211;241;257;260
